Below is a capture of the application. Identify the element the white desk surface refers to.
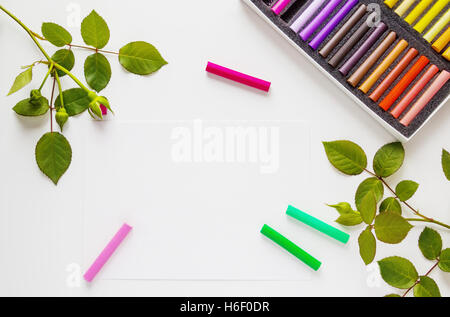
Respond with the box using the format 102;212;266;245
0;0;449;296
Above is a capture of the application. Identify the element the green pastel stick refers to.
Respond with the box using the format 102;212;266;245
287;205;350;244
260;224;321;271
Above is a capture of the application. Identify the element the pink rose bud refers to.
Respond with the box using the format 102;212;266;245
100;104;107;115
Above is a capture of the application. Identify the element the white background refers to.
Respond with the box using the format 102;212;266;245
0;0;449;296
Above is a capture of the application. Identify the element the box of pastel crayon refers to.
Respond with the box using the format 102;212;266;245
242;0;450;141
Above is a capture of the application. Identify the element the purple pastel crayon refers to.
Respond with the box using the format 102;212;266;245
290;0;326;33
300;0;343;41
339;22;387;76
309;0;359;50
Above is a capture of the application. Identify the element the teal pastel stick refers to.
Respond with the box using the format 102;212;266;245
261;224;322;271
287;205;350;244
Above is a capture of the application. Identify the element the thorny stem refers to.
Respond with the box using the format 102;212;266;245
49;78;56;133
364;169;450;230
67;43;119;55
401;261;440;297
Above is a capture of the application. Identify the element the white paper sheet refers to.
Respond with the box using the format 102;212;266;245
84;119;313;280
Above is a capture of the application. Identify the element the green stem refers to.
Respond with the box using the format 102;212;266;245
405;218;450;229
31;30;45;41
39;64;53;91
52;62;90;92
54;71;64;108
364;169;450;230
68;43;119;55
0;5;92;94
0;5;52;61
49;78;56;133
404;218;430;223
22;60;45;69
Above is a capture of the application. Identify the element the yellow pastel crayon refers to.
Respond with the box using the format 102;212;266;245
424;8;450;42
443;46;450;61
405;0;433;25
385;0;400;8
414;0;450;33
432;26;450;52
395;0;417;16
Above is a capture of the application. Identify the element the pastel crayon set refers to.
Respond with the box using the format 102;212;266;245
243;0;450;141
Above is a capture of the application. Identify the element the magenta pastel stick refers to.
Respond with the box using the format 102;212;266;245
300;0;343;41
84;223;132;282
206;61;271;92
309;0;359;50
272;0;293;15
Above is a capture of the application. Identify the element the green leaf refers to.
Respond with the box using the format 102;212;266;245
41;22;72;47
413;276;441;297
13;98;49;116
379;197;402;215
442;149;450;181
418;227;442;260
384;294;401;297
328;202;363;226
81;10;110;49
51;49;75;77
322;141;367;175
374;212;412;244
358;227;376;265
378;256;418;289
84;53;111;92
55;88;91;116
395;180;419;202
373;142;405;178
7;68;33;96
35;132;72;185
438;248;450;272
119;41;168;75
355;177;384;211
358;192;377;224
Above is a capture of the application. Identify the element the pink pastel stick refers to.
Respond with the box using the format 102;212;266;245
400;70;450;126
206;61;271;92
390;65;439;118
84;223;132;282
272;0;293;15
